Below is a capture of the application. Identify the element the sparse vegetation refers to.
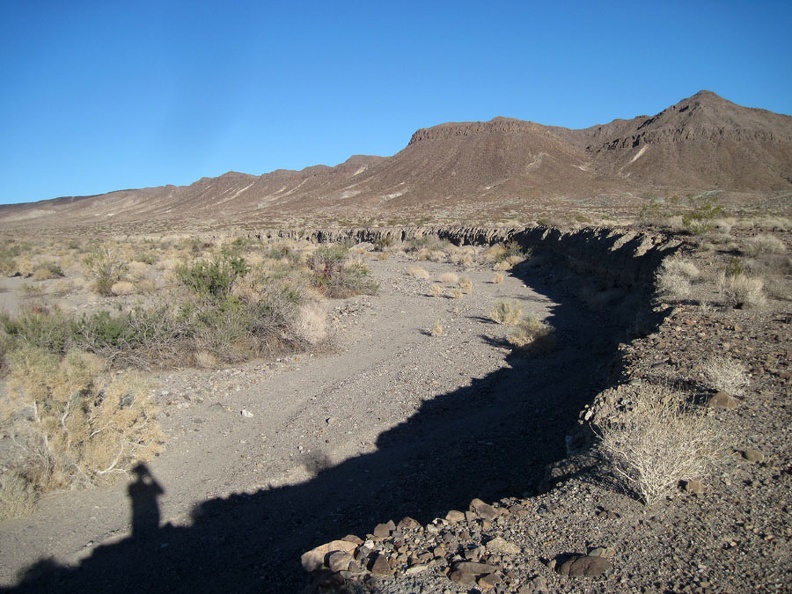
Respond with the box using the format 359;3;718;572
701;355;749;397
593;383;722;506
407;265;430;280
490;300;523;325
656;255;701;300
307;245;379;298
742;233;786;257
507;315;556;353
0;347;164;515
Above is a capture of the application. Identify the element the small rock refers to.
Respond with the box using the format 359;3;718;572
453;561;500;575
446;509;466;523
397;517;422;531
708;391;738;409
240;409;254;418
556;554;611;577
742;449;765;463
327;551;353;573
683;479;706;494
470;498;500;520
373;520;395;538
368;553;392;576
485;536;521;555
404;563;429;575
478;572;502;590
301;540;358;572
449;569;476;585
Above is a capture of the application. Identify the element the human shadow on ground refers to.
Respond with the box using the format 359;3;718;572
6;264;660;594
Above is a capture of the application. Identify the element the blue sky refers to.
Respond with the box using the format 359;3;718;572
1;1;790;205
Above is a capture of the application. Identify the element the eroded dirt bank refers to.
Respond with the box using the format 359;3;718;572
2;228;680;593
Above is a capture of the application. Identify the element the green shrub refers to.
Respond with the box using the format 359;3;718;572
308;245;379;298
175;254;250;298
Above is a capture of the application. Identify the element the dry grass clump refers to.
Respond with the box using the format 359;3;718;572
717;272;766;309
430;320;444;337
701;355;749;397
438;272;459;285
742;233;787;257
0;347;165;516
428;284;445;298
507;315;556;353
458;276;473;294
110;281;136;296
593;383;722;506
656;256;701;300
492;272;505;284
490;300;523;325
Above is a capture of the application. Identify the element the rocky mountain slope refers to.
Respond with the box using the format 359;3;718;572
1;91;790;233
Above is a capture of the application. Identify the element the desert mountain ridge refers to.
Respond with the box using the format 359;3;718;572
2;90;791;232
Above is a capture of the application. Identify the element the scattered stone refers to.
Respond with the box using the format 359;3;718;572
556;554;611;577
478;572;502;590
449;569;476;585
485;536;521;555
708;391;738;409
470;498;500;520
327;550;354;573
453;561;500;576
301;540;359;572
397;517;422;531
368;553;392;576
373;520;396;538
404;563;429;575
446;509;466;523
743;449;765;463
683;479;706;494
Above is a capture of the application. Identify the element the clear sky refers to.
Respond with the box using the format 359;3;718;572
1;1;790;205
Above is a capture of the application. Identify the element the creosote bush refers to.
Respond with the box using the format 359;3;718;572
593;383;722;506
83;247;129;296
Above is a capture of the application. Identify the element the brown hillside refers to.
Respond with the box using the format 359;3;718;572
1;91;790;232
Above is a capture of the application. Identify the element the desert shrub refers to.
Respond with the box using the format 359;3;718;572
593;383;722;506
0;471;38;519
701;355;749;396
681;193;724;235
438;272;459;285
458;276;473;294
1;347;165;499
407;266;430;280
31;261;64;281
111;281;136;296
717;272;766;309
490;300;523;325
492;272;505;284
656;256;700;300
743;233;787;257
507;315;556;353
428;284;444;297
1;305;73;354
308;246;378;298
430;320;444;337
175;254;250;299
83;247;129;296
